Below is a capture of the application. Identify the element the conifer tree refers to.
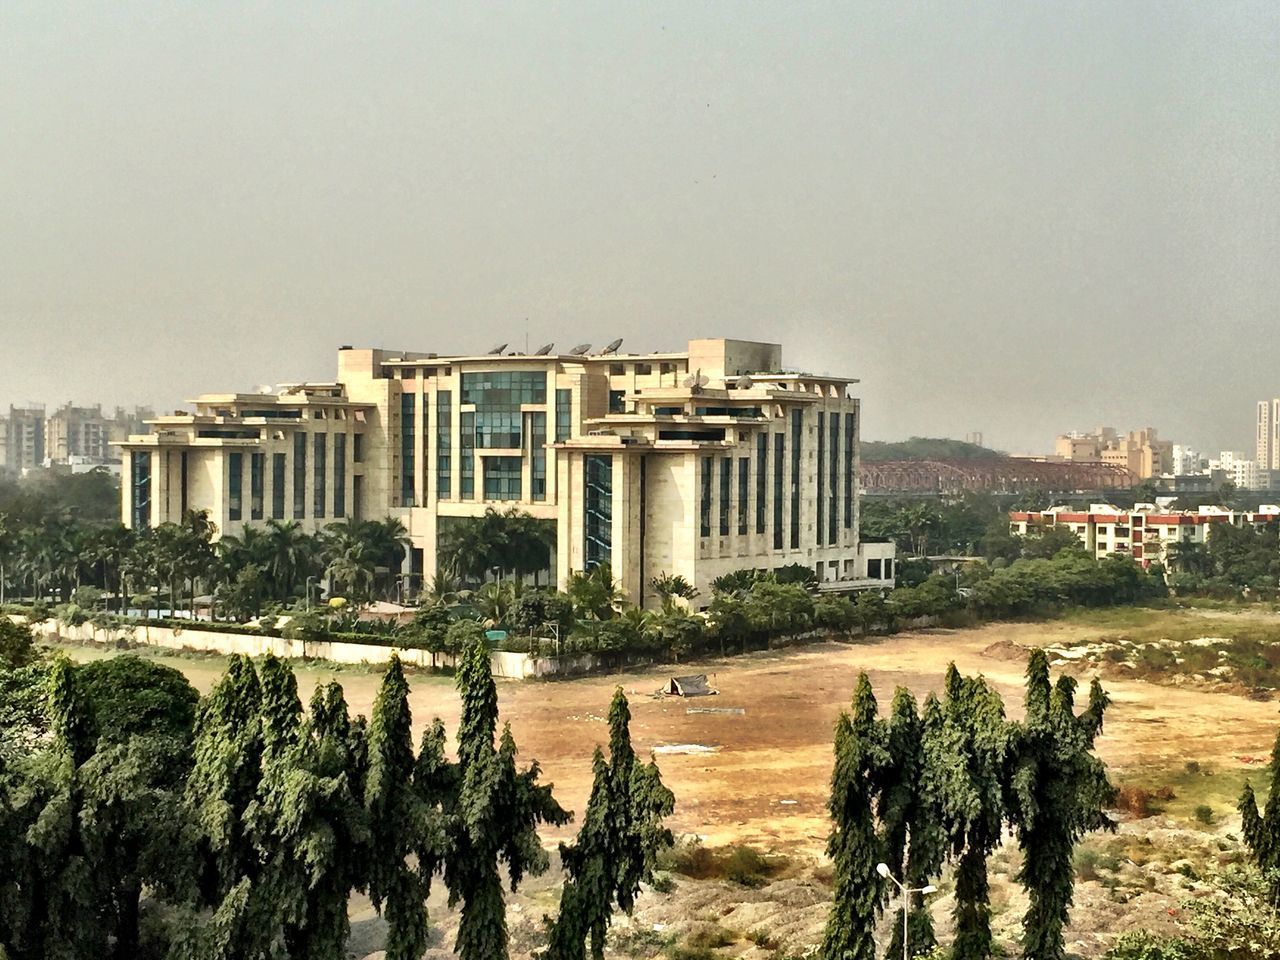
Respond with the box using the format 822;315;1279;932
881;687;946;959
1240;726;1280;902
446;638;570;960
822;673;887;960
927;665;1011;960
365;654;435;960
544;688;675;960
1008;649;1114;960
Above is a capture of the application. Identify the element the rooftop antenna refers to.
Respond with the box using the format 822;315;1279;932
534;342;555;355
681;369;710;393
601;337;624;355
569;343;592;355
488;343;508;355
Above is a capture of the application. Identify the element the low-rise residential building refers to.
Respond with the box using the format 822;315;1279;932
1009;503;1280;569
1208;451;1269;491
115;337;895;607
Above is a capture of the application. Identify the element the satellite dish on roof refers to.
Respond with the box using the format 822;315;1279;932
681;369;710;392
534;342;555;355
488;343;508;355
735;375;754;389
601;337;624;355
569;343;592;355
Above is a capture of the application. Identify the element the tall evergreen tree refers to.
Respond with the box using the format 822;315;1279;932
881;687;946;959
445;638;570;960
928;666;1010;960
1008;649;1114;960
365;654;436;960
1239;726;1280;903
822;673;887;960
544;688;675;960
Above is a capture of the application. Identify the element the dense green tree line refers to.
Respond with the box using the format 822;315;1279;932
824;651;1115;960
0;621;672;959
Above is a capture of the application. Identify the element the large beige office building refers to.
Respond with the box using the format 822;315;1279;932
116;337;895;608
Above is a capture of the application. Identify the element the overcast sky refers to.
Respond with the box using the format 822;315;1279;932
2;1;1277;454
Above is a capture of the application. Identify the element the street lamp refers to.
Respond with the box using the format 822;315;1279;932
876;862;937;960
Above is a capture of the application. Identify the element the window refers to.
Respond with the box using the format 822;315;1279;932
829;412;839;543
868;559;883;579
250;452;264;520
334;433;346;518
635;363;652;375
790;410;802;549
131;452;151;529
584;454;613;571
228;452;243;521
436;391;452;498
773;434;785;549
844;412;854;528
700;456;713;538
738;457;749;535
313;433;327;519
460;411;475;498
272;453;286;519
530;411;547;501
609;363;625;376
660;362;675;374
756;433;767;534
293;432;307;518
816;412;825;545
353;433;364;462
556;388;572;442
401;392;416;506
719;457;731;536
461;371;547;448
180;451;189;516
609;390;625;413
483;456;522;501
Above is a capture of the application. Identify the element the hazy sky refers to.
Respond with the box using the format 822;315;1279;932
3;2;1277;454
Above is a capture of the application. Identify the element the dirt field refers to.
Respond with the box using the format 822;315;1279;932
58;609;1280;958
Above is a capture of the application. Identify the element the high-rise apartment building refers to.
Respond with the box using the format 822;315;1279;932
1258;399;1280;471
0;405;47;474
1052;427;1173;480
115;337;895;607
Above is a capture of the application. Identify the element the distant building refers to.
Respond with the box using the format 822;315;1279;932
1009;503;1280;570
1170;444;1204;476
1258;399;1280;471
1209;451;1268;491
0;405;47;474
114;338;896;607
1052;427;1173;480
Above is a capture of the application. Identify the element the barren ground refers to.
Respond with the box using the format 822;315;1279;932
59;608;1280;958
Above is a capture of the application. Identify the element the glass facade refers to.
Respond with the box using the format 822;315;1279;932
756;433;767;535
584;454;613;571
530;411;547;501
773;434;784;550
228;452;243;521
816;412;825;545
250;452;264;520
700;456;713;538
313;433;327;519
436;391;452;498
131;451;151;529
719;457;731;536
334;433;346;518
483;456;522;500
400;392;416;506
738;457;749;535
556;388;572;442
460;411;475;499
844;412;855;528
461;371;547;448
293;432;307;519
829;412;839;543
790;410;802;549
272;453;286;519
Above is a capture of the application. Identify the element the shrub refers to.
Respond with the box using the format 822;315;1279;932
686;925;736;949
1193;804;1214;825
1074;847;1119;881
1102;931;1194;960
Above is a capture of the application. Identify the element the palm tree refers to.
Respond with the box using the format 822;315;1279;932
263;518;313;600
325;541;375;601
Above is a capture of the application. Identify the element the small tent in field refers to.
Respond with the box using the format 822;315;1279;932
661;675;717;697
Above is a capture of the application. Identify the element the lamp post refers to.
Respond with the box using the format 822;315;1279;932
876;862;937;960
305;576;317;611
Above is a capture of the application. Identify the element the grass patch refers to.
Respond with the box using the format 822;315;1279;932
1114;764;1254;824
686;925;737;949
656;839;791;888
